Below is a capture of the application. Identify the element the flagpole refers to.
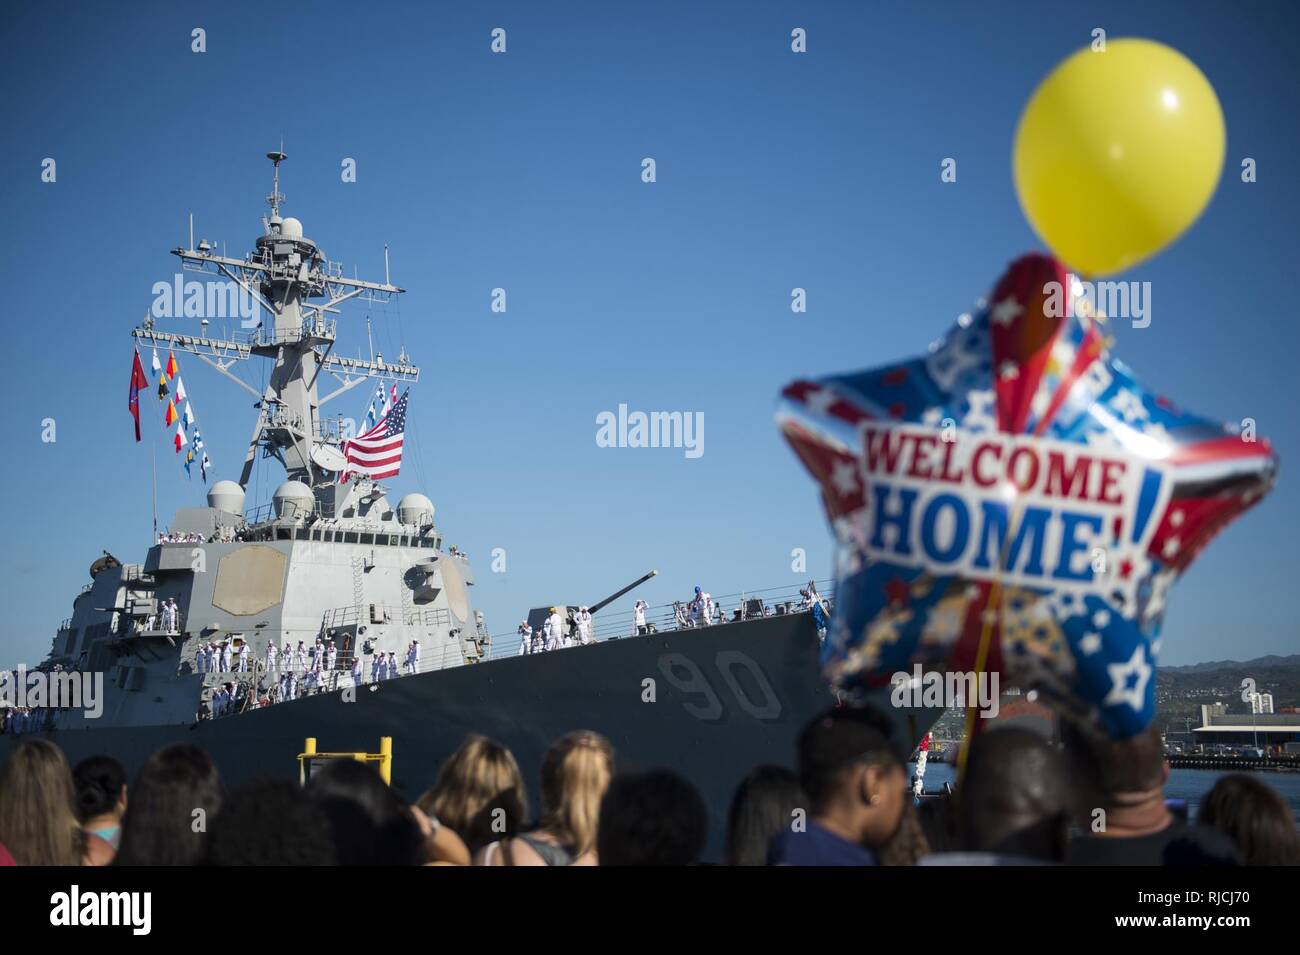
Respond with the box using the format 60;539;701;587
151;441;158;543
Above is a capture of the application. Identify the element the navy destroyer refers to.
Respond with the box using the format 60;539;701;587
2;153;932;857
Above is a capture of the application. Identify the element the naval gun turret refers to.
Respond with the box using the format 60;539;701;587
525;569;658;643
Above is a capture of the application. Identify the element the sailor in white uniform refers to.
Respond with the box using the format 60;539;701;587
266;641;278;673
220;641;233;673
351;654;362;685
408;641;420;675
634;599;648;635
370;652;383;683
518;622;533;655
325;641;338;672
236;642;249;672
547;607;564;651
294;641;306;671
212;684;228;718
386;651;398;679
575;606;593;645
282;641;293;670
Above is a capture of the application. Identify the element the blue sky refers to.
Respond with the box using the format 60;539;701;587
1;0;1296;667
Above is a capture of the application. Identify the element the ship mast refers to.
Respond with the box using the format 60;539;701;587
132;152;419;513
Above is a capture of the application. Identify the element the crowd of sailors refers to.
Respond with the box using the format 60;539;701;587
157;526;243;545
199;637;424;719
518;583;831;654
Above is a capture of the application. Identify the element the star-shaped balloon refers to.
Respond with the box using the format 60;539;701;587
777;254;1277;738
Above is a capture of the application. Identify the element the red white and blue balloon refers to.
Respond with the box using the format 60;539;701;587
777;254;1277;738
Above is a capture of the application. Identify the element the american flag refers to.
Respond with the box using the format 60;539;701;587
342;389;408;481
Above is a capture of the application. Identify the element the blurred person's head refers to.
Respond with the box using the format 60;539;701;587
1061;721;1166;820
916;794;956;854
724;765;806;866
72;755;128;826
537;731;614;856
877;801;931;866
598;769;708;865
308;758;424;865
417;735;527;853
797;705;907;850
206;778;335;865
1197;774;1300;866
115;743;222;866
957;728;1069;861
0;738;83;865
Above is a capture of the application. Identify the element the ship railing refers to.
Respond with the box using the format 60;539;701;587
486;578;835;659
242;317;337;350
320;605;451;631
243;499;338;527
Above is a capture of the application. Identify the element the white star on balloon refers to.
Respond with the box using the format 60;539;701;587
1111;388;1149;423
830;458;860;497
962;389;997;431
991;296;1023;326
803;387;838;418
1103;645;1153;712
1079;632;1102;655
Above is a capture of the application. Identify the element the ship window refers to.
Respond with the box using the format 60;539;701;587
276;528;290;540
344;532;359;544
294;528;308;540
376;535;389;546
360;533;374;546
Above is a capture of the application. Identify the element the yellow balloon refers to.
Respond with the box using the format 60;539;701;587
1013;38;1225;277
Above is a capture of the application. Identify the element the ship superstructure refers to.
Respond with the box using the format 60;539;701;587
44;152;486;728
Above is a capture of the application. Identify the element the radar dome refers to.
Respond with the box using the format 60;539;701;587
207;480;246;516
397;493;435;527
273;480;315;520
280;217;304;239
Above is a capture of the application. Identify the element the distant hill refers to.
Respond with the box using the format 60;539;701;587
1156;654;1300;731
1162;654;1300;674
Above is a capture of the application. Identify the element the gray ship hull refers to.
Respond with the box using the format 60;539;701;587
7;613;848;860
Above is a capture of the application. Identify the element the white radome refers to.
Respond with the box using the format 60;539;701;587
397;492;435;527
272;480;315;520
280;216;304;239
207;480;245;515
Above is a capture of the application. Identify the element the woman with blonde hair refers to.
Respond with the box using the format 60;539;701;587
0;739;113;865
418;735;528;854
478;730;614;866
